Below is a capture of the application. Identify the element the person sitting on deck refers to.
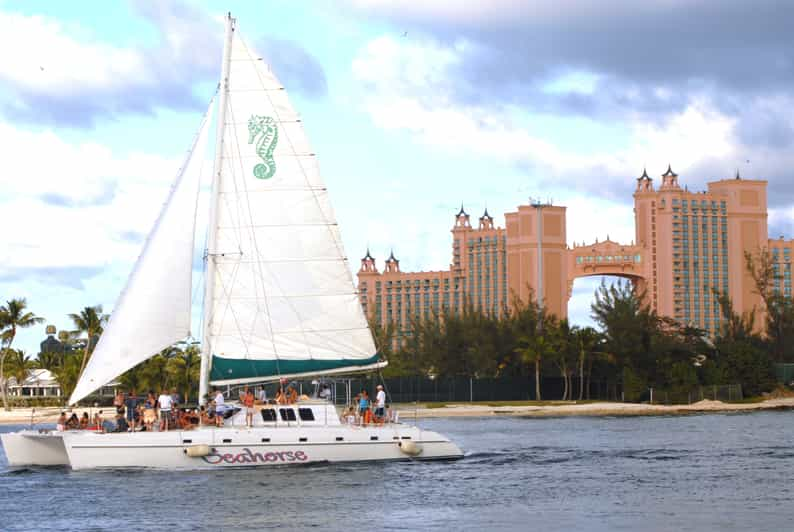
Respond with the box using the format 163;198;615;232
56;412;67;431
176;409;195;430
79;412;89;429
286;385;298;404
199;405;211;426
319;384;331;400
92;411;103;430
66;413;79;429
113;413;129;432
243;387;255;428
256;387;266;404
275;386;287;405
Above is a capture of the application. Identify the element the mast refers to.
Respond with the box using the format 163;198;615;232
199;12;234;404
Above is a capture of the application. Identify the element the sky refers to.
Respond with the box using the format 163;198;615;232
1;0;794;356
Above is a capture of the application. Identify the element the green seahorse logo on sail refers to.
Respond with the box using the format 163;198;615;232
247;115;278;179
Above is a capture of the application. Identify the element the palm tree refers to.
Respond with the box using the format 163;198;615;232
35;351;60;371
5;349;35;396
166;344;201;403
69;306;108;378
0;298;45;410
573;326;602;401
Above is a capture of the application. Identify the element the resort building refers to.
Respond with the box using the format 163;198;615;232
358;168;792;337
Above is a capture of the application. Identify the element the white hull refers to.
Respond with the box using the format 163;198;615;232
1;430;70;466
2;404;462;470
62;424;461;470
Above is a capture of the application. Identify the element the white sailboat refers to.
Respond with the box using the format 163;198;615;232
0;14;462;469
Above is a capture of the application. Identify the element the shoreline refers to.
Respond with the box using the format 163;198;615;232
1;398;793;425
393;397;794;418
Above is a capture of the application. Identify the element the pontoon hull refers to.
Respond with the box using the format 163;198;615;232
1;430;69;466
62;425;462;470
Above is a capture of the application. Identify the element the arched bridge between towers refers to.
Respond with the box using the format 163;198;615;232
566;239;648;300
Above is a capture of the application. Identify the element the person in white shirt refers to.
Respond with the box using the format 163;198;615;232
374;385;386;424
214;389;226;427
157;390;173;431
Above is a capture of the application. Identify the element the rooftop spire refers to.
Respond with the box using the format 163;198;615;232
735;168;741;180
662;164;677;177
457;203;467;216
362;247;374;261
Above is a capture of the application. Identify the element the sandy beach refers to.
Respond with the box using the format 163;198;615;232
393;398;794;418
1;398;794;426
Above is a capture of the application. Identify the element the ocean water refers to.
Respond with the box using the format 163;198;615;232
2;412;794;531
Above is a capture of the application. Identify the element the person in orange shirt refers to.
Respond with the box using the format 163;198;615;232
243;387;255;427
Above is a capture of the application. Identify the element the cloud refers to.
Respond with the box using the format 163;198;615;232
257;36;328;98
0;4;221;127
0;119;188;290
0;2;329;127
345;0;794;98
0;265;104;290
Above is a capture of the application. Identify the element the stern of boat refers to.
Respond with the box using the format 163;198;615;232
1;430;70;466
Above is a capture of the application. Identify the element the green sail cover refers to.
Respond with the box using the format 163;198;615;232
210;353;382;382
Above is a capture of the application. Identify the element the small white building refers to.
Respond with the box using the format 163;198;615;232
8;369;62;397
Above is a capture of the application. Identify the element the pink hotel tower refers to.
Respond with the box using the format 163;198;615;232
358;168;793;336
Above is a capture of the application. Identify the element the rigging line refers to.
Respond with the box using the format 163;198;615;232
236;31;316;369
225;96;280;378
221;101;247;255
213;256;256;365
243;32;376;356
107;91;216;341
202;127;248;352
241;32;363;360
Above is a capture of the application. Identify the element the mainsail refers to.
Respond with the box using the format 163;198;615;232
204;24;380;386
68;103;214;405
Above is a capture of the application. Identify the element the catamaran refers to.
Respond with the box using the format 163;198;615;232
1;14;462;469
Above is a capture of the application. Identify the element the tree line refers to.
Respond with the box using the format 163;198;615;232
2;249;792;407
0;301;200;409
373;250;793;401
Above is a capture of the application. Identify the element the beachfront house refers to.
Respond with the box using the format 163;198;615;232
7;368;62;397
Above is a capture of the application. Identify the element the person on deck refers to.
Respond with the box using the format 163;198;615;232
125;389;140;431
157;389;173;431
243;388;255;428
56;412;67;431
92;410;103;431
374;385;386;425
199;405;211;426
358;390;370;425
114;412;129;432
66;413;79;429
256;387;266;404
319;384;331;400
214;389;226;427
275;386;287;405
286;385;298;404
79;412;89;429
143;392;157;431
113;390;125;414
